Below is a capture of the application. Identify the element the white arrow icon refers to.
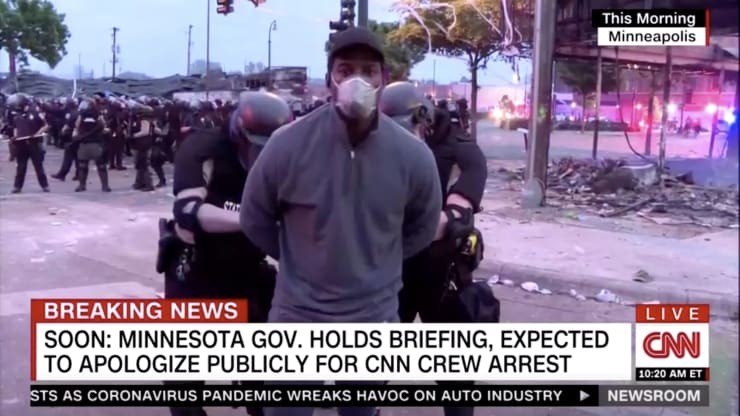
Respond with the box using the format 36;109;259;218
580;390;590;401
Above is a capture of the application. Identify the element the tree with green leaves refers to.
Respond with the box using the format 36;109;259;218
0;0;70;76
557;59;620;133
389;0;533;141
368;20;426;82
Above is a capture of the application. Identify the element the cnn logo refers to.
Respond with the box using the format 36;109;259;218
634;304;710;369
642;332;701;359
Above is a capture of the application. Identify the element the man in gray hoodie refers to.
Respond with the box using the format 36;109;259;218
240;27;442;416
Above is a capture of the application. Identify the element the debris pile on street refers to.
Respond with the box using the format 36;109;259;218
500;157;740;227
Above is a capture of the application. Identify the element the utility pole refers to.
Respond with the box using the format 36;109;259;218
357;0;368;27
432;60;436;97
708;68;725;158
592;47;602;159
522;0;556;208
268;20;277;71
206;0;211;99
111;27;119;78
658;47;672;178
187;25;193;76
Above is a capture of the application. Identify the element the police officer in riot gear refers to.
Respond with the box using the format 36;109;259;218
130;101;162;191
107;97;128;170
455;98;471;133
2;96;17;162
159;91;292;416
150;108;170;188
52;98;81;182
9;93;50;193
185;100;217;130
73;98;111;192
379;81;489;416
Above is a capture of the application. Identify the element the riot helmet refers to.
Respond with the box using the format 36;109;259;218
7;93;32;112
229;91;293;168
199;100;215;113
378;81;434;136
188;99;201;112
78;98;100;120
230;91;292;146
136;105;155;119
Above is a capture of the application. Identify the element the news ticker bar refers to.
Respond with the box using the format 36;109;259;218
635;367;709;382
30;384;710;407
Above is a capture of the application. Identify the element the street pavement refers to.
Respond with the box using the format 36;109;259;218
475;164;739;318
0;142;737;416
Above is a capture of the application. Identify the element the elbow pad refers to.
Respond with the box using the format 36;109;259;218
173;196;204;233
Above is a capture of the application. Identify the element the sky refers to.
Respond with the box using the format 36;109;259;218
0;0;529;85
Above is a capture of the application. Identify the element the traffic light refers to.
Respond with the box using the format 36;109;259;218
216;0;234;15
329;0;356;33
329;21;349;31
340;0;356;24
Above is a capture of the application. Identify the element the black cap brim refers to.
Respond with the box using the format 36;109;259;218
329;27;385;64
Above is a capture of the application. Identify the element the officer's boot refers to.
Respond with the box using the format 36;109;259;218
141;176;155;192
75;164;88;192
98;164;112;192
132;168;144;190
140;166;155;192
154;165;166;188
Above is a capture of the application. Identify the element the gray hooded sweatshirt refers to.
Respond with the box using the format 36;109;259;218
240;104;442;323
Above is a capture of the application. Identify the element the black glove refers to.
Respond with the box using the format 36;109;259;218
443;204;474;250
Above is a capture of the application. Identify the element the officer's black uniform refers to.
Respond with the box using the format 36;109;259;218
3;107;16;162
162;101;179;161
9;94;50;193
380;82;488;416
107;98;127;170
455;98;471;133
185;100;217;131
74;99;111;192
161;91;291;416
130;105;156;191
150;116;169;187
51;103;80;181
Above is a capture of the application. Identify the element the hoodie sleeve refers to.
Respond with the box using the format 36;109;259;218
403;142;443;259
240;132;286;260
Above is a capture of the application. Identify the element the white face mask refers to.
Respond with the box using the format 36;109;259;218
333;76;379;119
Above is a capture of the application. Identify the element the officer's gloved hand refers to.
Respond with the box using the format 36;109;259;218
443;204;474;251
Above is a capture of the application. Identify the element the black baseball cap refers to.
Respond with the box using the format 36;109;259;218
328;27;385;67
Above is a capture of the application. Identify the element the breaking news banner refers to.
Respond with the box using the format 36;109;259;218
30;299;633;382
592;9;709;46
634;304;710;382
29;384;711;407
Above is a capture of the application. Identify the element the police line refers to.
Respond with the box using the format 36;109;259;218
30;384;710;407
